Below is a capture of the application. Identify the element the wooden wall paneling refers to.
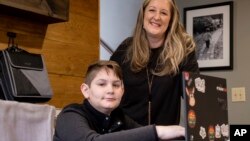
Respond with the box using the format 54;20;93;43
42;42;98;77
42;0;99;108
46;16;98;47
0;0;99;108
46;74;84;108
41;0;99;108
70;0;98;19
43;1;99;75
0;13;47;51
0;14;47;35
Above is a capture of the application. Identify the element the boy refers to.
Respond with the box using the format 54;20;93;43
54;60;185;141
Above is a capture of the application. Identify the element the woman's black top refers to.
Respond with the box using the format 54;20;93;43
110;37;199;125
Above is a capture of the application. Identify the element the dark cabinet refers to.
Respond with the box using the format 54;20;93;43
0;0;69;24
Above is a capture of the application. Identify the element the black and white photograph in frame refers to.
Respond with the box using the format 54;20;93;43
184;2;233;71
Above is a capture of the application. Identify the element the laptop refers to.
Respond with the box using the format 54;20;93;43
181;72;229;141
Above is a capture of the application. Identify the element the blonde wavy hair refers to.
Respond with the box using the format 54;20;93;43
126;0;196;76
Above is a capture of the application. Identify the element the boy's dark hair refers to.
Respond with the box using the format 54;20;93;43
84;60;123;86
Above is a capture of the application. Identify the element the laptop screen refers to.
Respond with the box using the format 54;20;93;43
182;72;229;141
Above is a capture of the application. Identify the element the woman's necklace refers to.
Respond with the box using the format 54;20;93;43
146;67;153;125
146;63;158;125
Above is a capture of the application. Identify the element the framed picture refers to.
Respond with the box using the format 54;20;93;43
184;2;233;71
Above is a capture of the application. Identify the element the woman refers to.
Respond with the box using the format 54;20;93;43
110;0;199;126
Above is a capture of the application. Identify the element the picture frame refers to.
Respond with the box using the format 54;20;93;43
184;2;233;71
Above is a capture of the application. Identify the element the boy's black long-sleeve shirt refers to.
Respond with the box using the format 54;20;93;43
53;100;158;141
